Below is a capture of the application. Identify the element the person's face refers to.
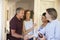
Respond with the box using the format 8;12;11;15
41;16;47;22
46;11;51;20
18;10;24;19
26;11;31;19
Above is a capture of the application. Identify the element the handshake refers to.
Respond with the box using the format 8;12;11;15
23;35;29;40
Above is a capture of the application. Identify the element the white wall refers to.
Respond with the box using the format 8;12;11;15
8;1;16;20
0;0;4;40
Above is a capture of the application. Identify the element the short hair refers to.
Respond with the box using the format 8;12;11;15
42;12;46;17
16;7;24;15
46;8;57;20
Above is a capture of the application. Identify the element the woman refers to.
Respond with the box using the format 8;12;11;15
38;12;49;31
23;10;34;40
37;12;49;40
38;8;60;40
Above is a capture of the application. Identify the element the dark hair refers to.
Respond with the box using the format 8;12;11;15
46;8;57;20
42;12;46;17
42;12;49;22
24;10;31;20
16;7;24;15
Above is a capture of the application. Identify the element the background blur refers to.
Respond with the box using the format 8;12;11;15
0;0;60;40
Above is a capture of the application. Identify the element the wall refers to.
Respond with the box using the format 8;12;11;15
16;1;34;10
55;0;60;21
7;0;16;20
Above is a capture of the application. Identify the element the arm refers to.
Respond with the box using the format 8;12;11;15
23;22;34;35
10;20;24;39
28;35;34;39
25;27;34;34
23;25;26;35
11;29;24;38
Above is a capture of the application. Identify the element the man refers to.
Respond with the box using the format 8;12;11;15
10;7;25;40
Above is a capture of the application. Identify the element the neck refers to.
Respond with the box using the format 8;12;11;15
16;15;21;20
49;19;53;22
43;21;47;25
42;22;48;27
26;18;30;21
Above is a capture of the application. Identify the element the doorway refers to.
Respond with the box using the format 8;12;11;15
5;0;34;40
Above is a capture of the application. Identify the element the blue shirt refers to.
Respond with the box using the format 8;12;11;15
34;25;45;37
39;19;60;40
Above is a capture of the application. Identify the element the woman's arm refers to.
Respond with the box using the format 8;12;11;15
25;26;34;35
23;25;26;35
23;22;34;35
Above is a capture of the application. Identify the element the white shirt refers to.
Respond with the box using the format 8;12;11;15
24;19;34;35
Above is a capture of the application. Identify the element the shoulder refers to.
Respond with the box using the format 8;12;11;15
10;17;17;24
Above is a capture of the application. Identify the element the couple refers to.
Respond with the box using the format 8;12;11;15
35;8;60;40
10;7;34;40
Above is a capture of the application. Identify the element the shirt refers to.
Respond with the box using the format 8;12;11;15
39;19;60;40
10;16;23;40
24;19;34;35
34;25;45;37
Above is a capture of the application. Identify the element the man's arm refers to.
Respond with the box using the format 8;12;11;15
11;29;24;38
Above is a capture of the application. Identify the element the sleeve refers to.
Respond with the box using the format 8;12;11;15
48;23;56;40
54;23;60;40
10;20;16;30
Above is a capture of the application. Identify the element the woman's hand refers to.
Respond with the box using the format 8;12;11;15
24;35;29;40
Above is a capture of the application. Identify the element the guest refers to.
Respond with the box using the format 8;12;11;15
39;8;60;40
37;12;49;40
38;12;49;31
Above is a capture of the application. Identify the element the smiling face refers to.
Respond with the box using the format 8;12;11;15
26;11;31;19
41;16;46;22
17;9;24;19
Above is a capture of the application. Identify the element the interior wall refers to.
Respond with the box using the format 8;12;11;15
7;0;16;20
55;0;60;21
16;1;34;10
16;2;30;10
